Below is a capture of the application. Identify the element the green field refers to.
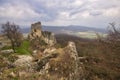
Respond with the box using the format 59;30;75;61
76;31;107;39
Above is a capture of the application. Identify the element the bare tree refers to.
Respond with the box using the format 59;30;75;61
107;22;120;42
1;22;23;52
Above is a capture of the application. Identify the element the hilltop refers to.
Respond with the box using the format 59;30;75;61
0;22;120;80
0;22;84;80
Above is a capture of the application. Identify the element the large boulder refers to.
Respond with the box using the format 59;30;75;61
14;55;34;68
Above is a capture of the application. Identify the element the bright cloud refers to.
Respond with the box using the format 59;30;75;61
0;0;120;28
103;7;120;17
0;5;41;19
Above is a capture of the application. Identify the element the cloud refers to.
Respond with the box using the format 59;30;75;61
0;0;120;28
0;5;40;19
103;7;120;17
0;1;48;26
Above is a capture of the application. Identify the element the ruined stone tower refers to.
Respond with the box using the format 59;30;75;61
29;22;42;40
28;22;56;46
31;22;42;34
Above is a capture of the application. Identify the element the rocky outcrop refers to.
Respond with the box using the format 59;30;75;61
35;41;84;80
42;31;56;46
28;22;56;46
0;22;84;80
8;41;84;80
64;41;84;80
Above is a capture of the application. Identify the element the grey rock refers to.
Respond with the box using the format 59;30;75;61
14;55;33;68
1;49;14;54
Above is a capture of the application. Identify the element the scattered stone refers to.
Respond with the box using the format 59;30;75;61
1;49;14;54
18;71;27;77
9;72;16;78
33;50;37;54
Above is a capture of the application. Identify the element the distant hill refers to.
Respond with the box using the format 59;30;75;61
21;25;107;39
21;25;106;34
0;25;107;39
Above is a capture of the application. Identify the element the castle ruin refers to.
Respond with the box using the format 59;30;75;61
28;22;56;46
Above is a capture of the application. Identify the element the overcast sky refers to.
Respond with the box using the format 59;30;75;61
0;0;120;28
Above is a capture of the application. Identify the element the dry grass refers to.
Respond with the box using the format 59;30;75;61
56;34;120;80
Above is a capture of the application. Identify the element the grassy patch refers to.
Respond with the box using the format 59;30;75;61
15;40;31;55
